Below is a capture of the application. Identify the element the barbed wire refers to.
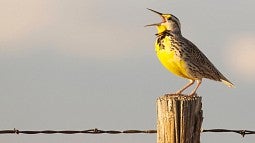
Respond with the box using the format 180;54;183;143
202;129;255;137
0;128;255;137
0;129;156;135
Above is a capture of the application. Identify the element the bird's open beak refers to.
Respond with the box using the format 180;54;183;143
145;8;166;27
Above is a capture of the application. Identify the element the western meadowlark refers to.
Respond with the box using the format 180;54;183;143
146;8;234;96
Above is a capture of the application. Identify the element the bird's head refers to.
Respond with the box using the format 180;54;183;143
146;8;181;34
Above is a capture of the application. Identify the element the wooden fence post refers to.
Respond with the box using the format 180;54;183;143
156;94;203;143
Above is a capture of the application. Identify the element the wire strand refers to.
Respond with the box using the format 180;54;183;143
0;128;254;137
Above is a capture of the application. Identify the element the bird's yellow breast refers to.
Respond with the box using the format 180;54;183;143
155;37;193;79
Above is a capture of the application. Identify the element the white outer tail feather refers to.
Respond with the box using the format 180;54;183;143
221;79;234;88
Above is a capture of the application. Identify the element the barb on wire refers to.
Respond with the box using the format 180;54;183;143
0;128;255;137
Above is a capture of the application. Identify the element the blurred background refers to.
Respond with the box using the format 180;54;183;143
0;0;255;142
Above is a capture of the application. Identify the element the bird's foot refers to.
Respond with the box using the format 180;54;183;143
175;91;182;95
188;92;197;96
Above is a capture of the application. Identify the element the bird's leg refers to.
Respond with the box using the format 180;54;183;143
175;79;195;95
189;79;202;96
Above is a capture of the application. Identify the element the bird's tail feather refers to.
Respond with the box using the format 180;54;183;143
221;79;234;87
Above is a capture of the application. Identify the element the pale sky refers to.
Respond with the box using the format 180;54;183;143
1;0;255;143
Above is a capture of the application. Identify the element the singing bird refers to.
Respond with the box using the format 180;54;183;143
146;9;234;96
